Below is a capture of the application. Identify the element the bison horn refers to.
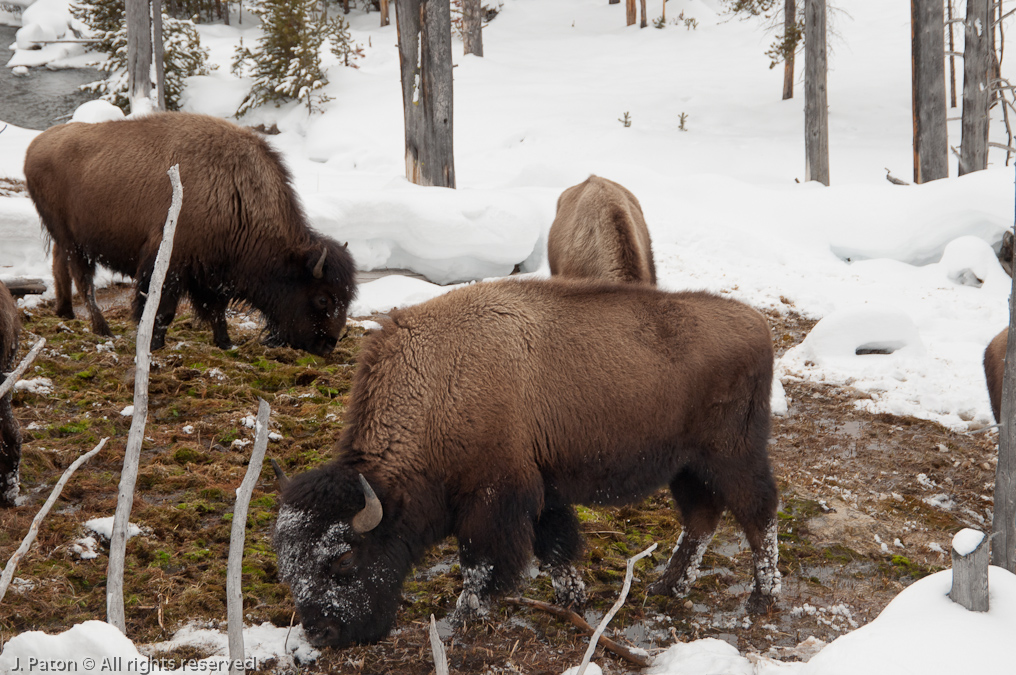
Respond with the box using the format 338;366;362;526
312;247;327;279
271;459;290;490
352;473;383;534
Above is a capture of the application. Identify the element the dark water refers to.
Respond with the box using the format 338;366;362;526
0;24;102;130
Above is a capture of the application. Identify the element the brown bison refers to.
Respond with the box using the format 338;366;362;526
0;281;22;507
547;175;656;285
985;328;1006;422
273;278;780;648
24;113;356;355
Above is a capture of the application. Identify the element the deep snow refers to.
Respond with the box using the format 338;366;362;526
3;0;1016;672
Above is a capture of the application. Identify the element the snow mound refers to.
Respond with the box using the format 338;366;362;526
792;306;925;363
937;236;1003;288
85;517;144;542
72;100;127;124
349;275;463;316
647;637;754;675
0;621;145;675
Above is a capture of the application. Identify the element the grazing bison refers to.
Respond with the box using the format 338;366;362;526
24;112;356;355
547;175;656;285
0;282;22;507
273;278;780;648
985;328;1007;422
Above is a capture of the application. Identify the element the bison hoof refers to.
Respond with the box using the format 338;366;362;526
450;590;490;627
645;577;690;598
550;566;587;608
746;589;777;616
55;306;74;320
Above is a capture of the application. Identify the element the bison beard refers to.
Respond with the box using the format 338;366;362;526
23;113;356;355
274;277;780;648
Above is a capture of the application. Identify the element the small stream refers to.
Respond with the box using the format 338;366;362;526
0;24;102;130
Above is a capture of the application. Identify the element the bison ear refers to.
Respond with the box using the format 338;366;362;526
271;458;290;491
351;474;383;534
311;247;327;279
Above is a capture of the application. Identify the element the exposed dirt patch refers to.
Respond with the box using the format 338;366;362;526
0;293;997;674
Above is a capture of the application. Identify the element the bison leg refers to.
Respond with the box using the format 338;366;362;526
451;482;541;625
0;393;22;507
533;495;586;607
66;252;111;337
134;260;183;350
52;244;75;320
720;460;781;615
189;286;232;350
646;468;724;598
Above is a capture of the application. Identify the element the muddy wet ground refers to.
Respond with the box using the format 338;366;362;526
0;287;1000;674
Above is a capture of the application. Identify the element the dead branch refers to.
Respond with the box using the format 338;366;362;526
0;338;46;400
107;164;182;633
885;168;910;185
505;597;650;667
429;615;449;675
227;398;271;675
0;437;107;604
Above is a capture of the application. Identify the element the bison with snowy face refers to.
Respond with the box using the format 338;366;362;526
273;277;780;648
24;113;356;355
0;281;22;507
547;175;656;285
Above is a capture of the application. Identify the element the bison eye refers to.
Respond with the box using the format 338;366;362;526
315;295;329;310
331;551;355;576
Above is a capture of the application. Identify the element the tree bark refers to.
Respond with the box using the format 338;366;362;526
996;219;1016;574
126;0;153;113
463;0;482;56
947;0;957;108
804;0;829;185
640;0;646;28
380;0;390;26
960;0;991;175
911;0;948;183
395;0;456;188
152;0;166;111
626;0;636;26
782;0;795;100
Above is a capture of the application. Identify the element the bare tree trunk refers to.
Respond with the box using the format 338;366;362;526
996;220;1016;574
152;0;166;111
948;0;957;108
782;0;795;100
960;0;991;175
343;0;349;13
626;0;636;26
911;0;948;183
640;0;646;28
463;0;482;56
380;0;390;26
804;0;829;185
395;0;456;188
126;0;153;114
222;0;229;25
609;0;619;5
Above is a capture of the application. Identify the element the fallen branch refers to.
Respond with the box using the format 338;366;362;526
227;399;271;675
0;338;46;400
0;437;108;604
504;597;651;668
107;164;182;633
576;542;657;675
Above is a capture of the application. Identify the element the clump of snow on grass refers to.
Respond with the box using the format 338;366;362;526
14;378;55;396
182;425;195;434
70;536;99;560
230;438;251;450
85;517;143;542
144;621;321;669
120;405;134;417
646;637;754;675
770;378;788;417
0;621;145;675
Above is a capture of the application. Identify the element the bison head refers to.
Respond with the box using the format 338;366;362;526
264;239;356;356
273;463;407;648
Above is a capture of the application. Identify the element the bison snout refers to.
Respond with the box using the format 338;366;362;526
302;621;343;648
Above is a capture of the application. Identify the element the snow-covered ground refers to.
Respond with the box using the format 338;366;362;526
3;0;1016;672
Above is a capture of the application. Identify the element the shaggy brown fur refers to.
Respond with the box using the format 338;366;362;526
547;175;656;285
0;281;22;507
985;328;1007;422
24;112;356;355
274;277;779;648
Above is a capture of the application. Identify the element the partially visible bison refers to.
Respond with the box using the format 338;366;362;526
273;278;780;648
24;113;356;355
547;175;656;285
985;328;1006;422
0;281;22;507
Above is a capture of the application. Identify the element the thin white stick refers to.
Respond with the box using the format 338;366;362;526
576;542;657;675
107;165;182;633
0;437;108;603
0;338;46;399
227;399;271;675
429;614;449;675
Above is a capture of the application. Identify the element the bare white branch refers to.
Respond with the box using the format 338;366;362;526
227;399;271;675
107;164;182;633
0;437;108;604
0;338;46;400
429;614;449;675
